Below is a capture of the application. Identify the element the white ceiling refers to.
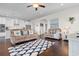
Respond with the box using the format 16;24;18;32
0;3;79;21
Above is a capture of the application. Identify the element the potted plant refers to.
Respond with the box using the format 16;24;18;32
69;17;75;24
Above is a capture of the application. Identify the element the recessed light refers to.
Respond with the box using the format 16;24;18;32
60;3;64;6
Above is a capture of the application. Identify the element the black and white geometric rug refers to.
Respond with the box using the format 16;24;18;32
8;39;55;56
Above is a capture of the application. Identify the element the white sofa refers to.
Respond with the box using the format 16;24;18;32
53;32;61;39
44;28;61;40
44;32;61;40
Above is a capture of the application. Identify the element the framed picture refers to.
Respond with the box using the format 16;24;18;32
0;24;5;32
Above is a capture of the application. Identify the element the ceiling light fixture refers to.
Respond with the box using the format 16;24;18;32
27;3;45;11
33;3;39;8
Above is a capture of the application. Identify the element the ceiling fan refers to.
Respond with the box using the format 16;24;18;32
27;3;45;11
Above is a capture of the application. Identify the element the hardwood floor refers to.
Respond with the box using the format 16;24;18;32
39;39;68;56
0;39;11;56
0;38;68;56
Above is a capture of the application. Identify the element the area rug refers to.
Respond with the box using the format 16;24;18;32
8;39;55;56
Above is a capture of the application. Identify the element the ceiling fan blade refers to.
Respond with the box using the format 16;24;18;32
39;5;45;8
35;8;38;11
27;5;32;7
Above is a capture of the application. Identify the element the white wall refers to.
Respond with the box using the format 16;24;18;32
6;18;25;29
31;6;79;35
0;16;30;39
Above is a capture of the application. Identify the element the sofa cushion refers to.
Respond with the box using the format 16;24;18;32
23;31;28;35
29;30;33;34
54;32;60;39
14;30;21;36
